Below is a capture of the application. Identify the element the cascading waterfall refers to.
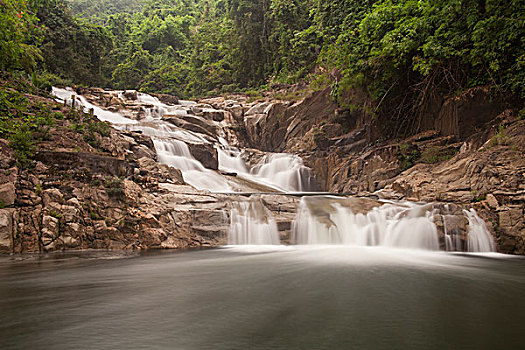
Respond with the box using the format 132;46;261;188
51;87;498;251
52;87;137;125
153;138;232;192
217;149;317;193
292;197;440;250
229;197;280;245
250;153;317;192
464;208;497;252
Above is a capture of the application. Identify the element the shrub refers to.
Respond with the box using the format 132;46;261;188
9;124;34;168
420;147;458;164
104;177;125;198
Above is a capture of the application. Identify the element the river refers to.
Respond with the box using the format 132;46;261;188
1;247;524;350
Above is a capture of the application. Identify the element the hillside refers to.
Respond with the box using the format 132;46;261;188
0;0;524;254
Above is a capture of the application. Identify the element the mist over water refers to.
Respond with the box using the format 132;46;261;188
0;248;524;350
37;88;524;349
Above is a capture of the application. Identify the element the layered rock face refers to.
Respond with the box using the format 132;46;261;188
226;87;524;254
0;84;522;254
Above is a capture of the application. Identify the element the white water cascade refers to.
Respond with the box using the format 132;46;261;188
291;196;496;252
153;138;232;192
292;197;440;250
52;87;137;125
51;87;497;251
464;208;497;252
229;197;280;245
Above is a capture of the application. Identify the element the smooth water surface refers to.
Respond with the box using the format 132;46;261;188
0;247;524;350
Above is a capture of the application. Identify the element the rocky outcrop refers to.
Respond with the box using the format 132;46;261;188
187;143;218;170
34;151;135;177
0;183;16;207
301;106;525;253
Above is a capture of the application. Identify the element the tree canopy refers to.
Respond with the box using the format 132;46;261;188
2;0;523;108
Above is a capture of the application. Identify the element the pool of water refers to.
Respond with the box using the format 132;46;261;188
0;246;524;350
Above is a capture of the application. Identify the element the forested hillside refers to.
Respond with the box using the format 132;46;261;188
2;0;524;126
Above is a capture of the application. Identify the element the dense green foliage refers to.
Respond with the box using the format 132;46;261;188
1;0;523;118
0;0;43;72
65;0;144;22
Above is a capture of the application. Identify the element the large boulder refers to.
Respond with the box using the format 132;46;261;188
201;109;226;122
0;209;15;253
0;139;15;169
137;157;185;184
187;143;218;170
151;93;179;105
0;182;16;207
162;116;216;138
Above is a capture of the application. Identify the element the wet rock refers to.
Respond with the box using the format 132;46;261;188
163;116;216;138
187;143;219;170
178;115;218;135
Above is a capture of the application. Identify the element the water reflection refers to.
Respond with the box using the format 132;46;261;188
0;248;524;350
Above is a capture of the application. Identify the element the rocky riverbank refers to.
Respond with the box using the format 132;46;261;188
196;85;524;253
0;84;523;254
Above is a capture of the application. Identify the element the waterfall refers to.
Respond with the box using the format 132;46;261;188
251;153;317;192
229;197;280;245
292;197;440;250
52;87;137;125
153;138;232;192
464;209;497;252
51;87;498;252
217;147;249;175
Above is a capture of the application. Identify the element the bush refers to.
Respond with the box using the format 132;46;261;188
104;177;125;198
9;124;34;168
420;147;457;164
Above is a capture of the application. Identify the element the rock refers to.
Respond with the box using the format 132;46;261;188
0;140;15;169
34;151;134;177
187;143;219;170
0;209;14;253
228;105;244;121
0;182;16;207
60;205;78;223
137;157;184;184
178;115;218;135
124;180;142;203
486;194;499;209
202;109;226;122
42;188;64;207
162;116;216;138
132;144;156;160
123;90;138;100
151;93;179;105
41;215;59;247
246;102;272;116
